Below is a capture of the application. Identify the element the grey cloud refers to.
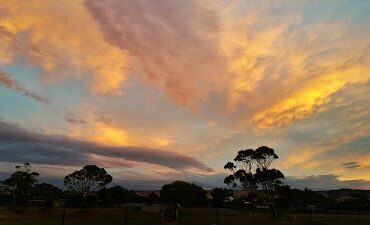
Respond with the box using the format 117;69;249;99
0;119;214;172
0;70;50;104
285;174;370;190
0;143;86;166
93;112;112;125
64;113;87;125
342;161;361;169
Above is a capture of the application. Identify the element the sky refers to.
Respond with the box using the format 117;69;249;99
0;0;370;190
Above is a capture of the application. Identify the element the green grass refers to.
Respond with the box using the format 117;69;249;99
0;207;368;225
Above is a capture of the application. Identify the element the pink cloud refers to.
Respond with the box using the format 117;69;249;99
85;0;227;107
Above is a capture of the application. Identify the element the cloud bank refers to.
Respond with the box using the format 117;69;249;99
0;119;213;172
285;174;370;190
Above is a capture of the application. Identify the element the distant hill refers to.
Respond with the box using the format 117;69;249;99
317;189;370;200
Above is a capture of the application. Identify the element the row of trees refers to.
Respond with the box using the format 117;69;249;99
0;163;212;207
1;146;368;211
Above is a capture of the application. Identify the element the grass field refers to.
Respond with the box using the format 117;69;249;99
0;207;368;225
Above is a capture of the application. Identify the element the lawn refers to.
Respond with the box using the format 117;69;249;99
0;207;368;225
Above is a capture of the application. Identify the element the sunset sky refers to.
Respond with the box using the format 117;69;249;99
0;0;370;190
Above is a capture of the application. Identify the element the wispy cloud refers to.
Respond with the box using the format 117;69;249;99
0;0;127;94
0;70;50;104
64;112;87;124
85;0;226;107
342;162;361;169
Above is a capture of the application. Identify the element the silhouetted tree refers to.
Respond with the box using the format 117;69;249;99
224;146;284;209
160;181;207;206
32;183;62;199
210;188;233;207
253;146;278;170
98;185;129;206
255;168;284;207
64;165;112;195
224;149;258;205
4;163;39;206
224;149;257;194
148;192;159;204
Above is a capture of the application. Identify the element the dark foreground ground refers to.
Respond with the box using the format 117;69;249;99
0;207;368;225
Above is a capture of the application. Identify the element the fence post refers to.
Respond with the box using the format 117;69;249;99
357;212;361;225
252;203;256;225
123;202;127;225
61;200;66;225
336;208;339;225
216;207;219;225
310;207;313;225
161;209;164;223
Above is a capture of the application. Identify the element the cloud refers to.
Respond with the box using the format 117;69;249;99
85;0;226;107
0;0;370;189
342;162;361;169
0;70;50;104
1;0;369;123
0;0;127;94
84;0;370;126
277;91;370;176
217;1;370;127
64;112;87;125
285;174;370;190
253;66;370;128
0;119;214;172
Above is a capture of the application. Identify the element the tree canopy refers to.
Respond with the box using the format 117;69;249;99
210;188;233;207
160;180;207;205
224;146;284;206
64;165;112;194
98;185;129;204
3;163;39;206
32;183;62;199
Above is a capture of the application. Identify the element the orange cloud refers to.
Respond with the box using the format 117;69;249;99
90;123;129;146
66;112;172;149
88;154;137;168
253;66;370;127
85;0;227;107
0;0;127;94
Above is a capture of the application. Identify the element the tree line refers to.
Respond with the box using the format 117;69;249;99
0;146;368;211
